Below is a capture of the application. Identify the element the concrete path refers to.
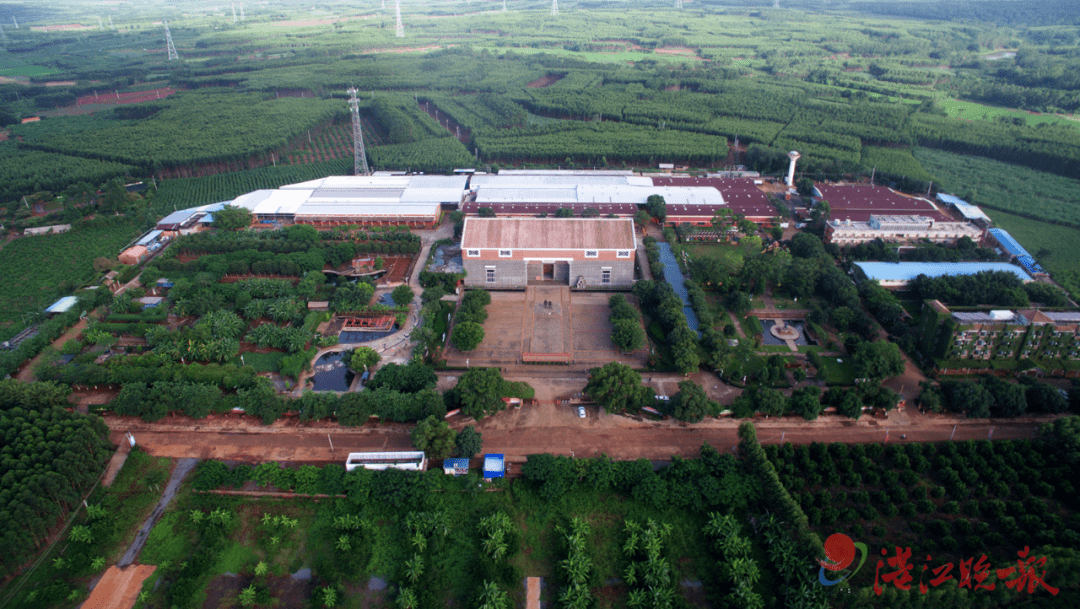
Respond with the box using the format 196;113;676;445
117;458;198;567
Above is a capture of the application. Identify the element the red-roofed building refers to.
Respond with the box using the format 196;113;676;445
812;183;952;222
651;177;779;224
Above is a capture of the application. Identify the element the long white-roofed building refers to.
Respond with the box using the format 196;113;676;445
229;174;468;227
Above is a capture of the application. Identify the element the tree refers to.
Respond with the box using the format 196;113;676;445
350;347;381;372
611;318;646;352
1025;382;1068;414
852;341;904;381
796;177;815;197
726;291;753;316
672;381;717;423
453;368;512;420
411;415;458;459
635;209;652;229
789;387;822;420
213;205;253;230
555;208;574;218
478;207;496;217
451;321;485;351
368;361;437;393
646;195;667;223
391;284;415;306
584;362;647;413
455;425;483;458
93;257;118;272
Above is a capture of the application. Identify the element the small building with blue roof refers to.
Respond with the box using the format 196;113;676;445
482;454;505;479
988;228;1045;274
443;458;470;476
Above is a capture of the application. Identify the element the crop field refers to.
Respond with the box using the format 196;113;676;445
938;99;1079;130
0;217;139;322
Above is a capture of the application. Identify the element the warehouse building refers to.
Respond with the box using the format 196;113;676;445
460;217;636;289
853;261;1032;288
936;193;992;227
988;228;1045;275
651;176;778;223
462;172;730;225
826;214;983;246
812;183;954;223
230;175;468;227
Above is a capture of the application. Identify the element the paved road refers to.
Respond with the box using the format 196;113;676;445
117;458;198;567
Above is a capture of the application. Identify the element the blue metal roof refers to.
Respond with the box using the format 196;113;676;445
988;229;1032;259
482;454;505;478
855;262;1032;283
136;229;164;246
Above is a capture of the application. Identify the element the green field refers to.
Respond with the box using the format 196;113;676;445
0;217;140;322
939;99;1080;130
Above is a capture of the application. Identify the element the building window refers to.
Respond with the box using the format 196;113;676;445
584;250;598;258
498;249;512;258
466;249;480;257
601;270;611;284
617;250;631;258
486;269;495;283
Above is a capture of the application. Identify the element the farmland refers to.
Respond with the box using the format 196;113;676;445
0;216;139;323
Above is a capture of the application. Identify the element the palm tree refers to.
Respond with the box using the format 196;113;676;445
334;535;352;551
238;585;257;607
404;554;424;584
396;587;418;609
320;586;339;608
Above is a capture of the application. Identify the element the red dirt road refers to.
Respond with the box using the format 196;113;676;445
106;408;1054;466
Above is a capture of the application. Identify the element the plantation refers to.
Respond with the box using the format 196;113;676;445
769;431;1080;608
0;216;139;323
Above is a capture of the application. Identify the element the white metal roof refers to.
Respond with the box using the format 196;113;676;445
471;174;650;188
46;296;79;314
475;184;724;207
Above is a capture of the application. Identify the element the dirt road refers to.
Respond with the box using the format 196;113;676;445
118;458;197;567
107;407;1055;466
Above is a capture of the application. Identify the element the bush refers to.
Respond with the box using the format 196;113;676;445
451;321;485;351
941;501;960;514
871;526;887;538
917;499;935;513
900;503;917;518
930;486;946;499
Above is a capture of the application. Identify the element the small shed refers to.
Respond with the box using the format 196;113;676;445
119;245;149;265
156;278;174;288
45;296;79;316
136;229;164;247
443;458;469;476
139;296;164;309
307;301;330;311
482;454;505;479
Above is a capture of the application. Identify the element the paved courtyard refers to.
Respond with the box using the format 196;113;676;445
444;287;648;368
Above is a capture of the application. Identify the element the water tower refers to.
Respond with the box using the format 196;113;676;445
786;151;801;188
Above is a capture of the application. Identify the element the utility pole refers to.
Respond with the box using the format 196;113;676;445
164;19;179;61
240;4;245;21
348;88;370;176
503;0;507;11
552;0;559;16
232;3;238;23
395;0;404;37
98;16;104;29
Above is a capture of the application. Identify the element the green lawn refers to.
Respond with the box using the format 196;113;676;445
233;351;286;373
938;98;1079;130
818;357;857;385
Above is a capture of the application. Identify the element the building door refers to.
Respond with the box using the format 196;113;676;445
543;263;554;280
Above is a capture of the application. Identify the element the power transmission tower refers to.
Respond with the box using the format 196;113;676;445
0;24;6;43
382;0;386;9
773;0;779;7
675;0;682;8
12;17;17;29
551;0;558;16
98;17;104;29
503;0;507;12
394;0;404;37
232;3;238;23
348;88;370;176
240;4;245;21
164;19;179;61
109;16;114;29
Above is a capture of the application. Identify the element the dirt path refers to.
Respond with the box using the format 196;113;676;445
117;458;197;567
15;311;97;382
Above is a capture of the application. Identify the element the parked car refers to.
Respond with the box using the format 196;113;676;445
577;406;587;418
